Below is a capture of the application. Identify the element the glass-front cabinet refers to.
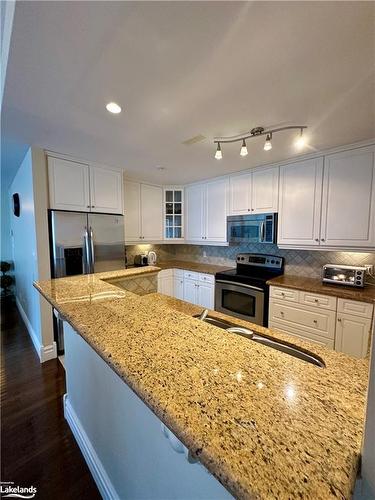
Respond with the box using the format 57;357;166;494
164;187;184;240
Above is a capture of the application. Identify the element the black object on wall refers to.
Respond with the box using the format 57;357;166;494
12;193;20;217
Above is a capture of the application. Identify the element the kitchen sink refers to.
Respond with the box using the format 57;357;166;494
193;311;325;368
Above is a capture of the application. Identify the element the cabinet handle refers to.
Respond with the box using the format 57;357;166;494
280;311;284;316
315;238;319;242
337;317;342;322
281;292;285;297
313;319;318;324
314;299;319;303
92;205;95;208
87;205;90;208
248;208;251;212
321;238;325;242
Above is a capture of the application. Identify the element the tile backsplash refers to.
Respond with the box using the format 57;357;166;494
126;244;375;278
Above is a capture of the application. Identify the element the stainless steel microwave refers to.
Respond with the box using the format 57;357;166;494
227;213;277;244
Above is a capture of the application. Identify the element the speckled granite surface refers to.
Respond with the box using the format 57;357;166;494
151;260;232;275
34;268;369;500
268;275;375;303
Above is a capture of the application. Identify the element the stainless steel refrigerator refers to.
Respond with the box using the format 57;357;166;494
49;210;125;351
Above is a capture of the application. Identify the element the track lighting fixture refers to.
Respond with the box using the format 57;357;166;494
240;139;248;157
264;133;272;151
215;142;222;160
214;125;307;159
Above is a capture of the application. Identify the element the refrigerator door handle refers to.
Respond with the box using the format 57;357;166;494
89;226;95;273
83;227;91;274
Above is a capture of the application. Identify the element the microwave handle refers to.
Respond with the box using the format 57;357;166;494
260;221;265;242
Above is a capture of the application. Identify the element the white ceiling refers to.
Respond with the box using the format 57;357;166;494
2;1;375;185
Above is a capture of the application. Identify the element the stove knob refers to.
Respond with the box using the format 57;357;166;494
271;260;275;264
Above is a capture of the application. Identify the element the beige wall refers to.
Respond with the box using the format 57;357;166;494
32;148;54;356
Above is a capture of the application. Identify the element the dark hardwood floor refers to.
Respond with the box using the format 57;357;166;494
1;300;101;499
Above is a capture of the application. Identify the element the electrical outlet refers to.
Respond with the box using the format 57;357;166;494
365;264;374;275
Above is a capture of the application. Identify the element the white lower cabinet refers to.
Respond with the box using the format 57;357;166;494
335;298;373;358
158;269;214;309
173;270;185;300
157;270;174;297
269;286;373;358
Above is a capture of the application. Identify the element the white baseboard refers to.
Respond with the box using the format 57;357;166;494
63;394;118;500
15;297;57;363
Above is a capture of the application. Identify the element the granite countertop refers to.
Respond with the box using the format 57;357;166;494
34;268;369;500
151;259;232;275
268;275;375;304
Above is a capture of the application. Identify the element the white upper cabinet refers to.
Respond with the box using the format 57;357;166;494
252;166;279;213
185;178;228;243
89;166;123;214
141;184;163;241
205;178;228;241
320;146;375;248
229;172;251;214
278;158;324;246
124;181;163;243
48;156;123;214
48;157;90;211
229;166;278;215
124;180;141;242
185;183;205;242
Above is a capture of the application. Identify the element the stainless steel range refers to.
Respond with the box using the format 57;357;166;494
215;253;284;327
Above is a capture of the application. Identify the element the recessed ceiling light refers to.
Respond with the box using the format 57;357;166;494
106;102;122;114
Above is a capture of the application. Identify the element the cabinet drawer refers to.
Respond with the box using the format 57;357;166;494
184;270;199;280
337;298;374;319
269;300;336;340
199;273;215;284
269;321;335;349
299;291;337;311
270;286;299;303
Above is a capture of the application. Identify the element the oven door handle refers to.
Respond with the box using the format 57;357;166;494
215;280;264;292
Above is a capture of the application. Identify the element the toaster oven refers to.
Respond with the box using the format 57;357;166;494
322;264;366;288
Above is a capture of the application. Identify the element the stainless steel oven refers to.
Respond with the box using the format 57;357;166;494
227;213;276;244
215;280;264;325
215;253;284;327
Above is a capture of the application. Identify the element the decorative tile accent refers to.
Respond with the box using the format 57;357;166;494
126;244;375;278
108;275;158;295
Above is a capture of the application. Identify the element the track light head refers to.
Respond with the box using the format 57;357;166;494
295;128;306;149
264;133;272;151
240;139;248;157
215;142;222;160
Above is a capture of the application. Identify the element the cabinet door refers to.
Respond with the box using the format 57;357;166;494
159;276;174;297
141;184;163;241
48;157;90;211
278;158;323;246
124;181;142;242
183;279;198;305
229;172;252;215
185;184;205;242
205;178;228;242
251;166;279;214
173;277;184;300
335;313;371;358
197;283;214;309
90;166;123;214
321;146;375;248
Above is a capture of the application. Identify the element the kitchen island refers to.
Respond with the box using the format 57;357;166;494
34;267;369;500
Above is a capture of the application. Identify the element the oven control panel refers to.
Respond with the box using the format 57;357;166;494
236;253;283;269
